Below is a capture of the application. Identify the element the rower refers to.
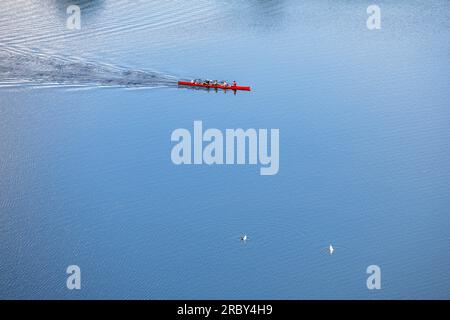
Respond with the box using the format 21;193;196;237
233;81;237;87
223;81;228;86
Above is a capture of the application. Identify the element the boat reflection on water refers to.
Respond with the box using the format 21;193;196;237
178;86;239;95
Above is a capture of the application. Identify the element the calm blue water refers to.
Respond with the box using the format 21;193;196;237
1;0;450;299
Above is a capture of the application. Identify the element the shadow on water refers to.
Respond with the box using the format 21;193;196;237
177;86;241;95
53;0;105;10
49;0;106;23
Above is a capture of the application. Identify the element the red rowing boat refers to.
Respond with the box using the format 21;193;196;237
178;81;251;91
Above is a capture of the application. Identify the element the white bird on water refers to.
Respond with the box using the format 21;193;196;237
329;244;334;255
240;235;249;242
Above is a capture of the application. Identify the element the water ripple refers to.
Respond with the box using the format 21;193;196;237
0;45;177;89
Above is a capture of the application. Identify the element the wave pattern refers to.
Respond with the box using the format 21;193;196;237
0;45;177;89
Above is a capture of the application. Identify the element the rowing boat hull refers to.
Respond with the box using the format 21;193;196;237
178;81;251;91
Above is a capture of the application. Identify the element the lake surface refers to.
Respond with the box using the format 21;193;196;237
1;0;449;299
